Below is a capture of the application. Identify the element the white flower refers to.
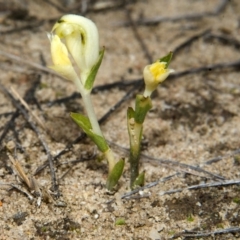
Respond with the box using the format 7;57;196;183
49;14;99;84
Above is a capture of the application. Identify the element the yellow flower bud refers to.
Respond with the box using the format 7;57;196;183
52;14;99;84
143;61;174;97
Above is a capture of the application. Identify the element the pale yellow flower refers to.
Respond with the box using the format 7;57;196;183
143;61;174;97
51;14;99;84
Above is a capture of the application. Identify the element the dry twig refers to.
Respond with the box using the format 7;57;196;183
171;227;240;239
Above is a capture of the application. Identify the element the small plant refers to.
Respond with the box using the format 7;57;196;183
115;218;126;226
128;53;173;188
48;14;173;190
233;197;240;204
187;214;194;222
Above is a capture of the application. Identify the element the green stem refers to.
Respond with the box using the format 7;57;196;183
73;78;117;172
73;78;103;137
130;146;140;187
129;121;142;187
81;91;103;137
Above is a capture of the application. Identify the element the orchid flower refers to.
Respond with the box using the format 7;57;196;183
143;59;174;97
48;14;99;85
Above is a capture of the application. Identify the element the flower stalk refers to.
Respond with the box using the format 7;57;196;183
48;14;123;190
127;96;152;188
128;52;174;188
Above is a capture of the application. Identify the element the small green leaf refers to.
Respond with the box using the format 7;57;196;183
84;47;105;90
233;197;240;204
106;159;125;191
127;107;135;120
159;52;173;68
187;214;194;222
71;112;109;152
134;95;152;124
132;171;145;188
71;112;92;130
115;218;126;225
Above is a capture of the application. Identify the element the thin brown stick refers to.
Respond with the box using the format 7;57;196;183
8;155;31;189
10;87;46;130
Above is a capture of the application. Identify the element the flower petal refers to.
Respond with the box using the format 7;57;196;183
49;65;79;82
49;34;71;66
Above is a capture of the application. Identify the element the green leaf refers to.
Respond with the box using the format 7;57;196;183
71;112;92;130
115;218;126;226
70;112;109;152
84;47;105;90
159;51;173;68
127;107;135;120
134;95;152;124
106;159;125;191
132;171;145;188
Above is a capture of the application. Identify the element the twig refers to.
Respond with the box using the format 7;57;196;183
47;92;80;107
169;59;240;80
10;87;45;130
204;33;240;49
0;110;19;146
23;74;42;110
0;111;15;118
99;81;141;124
203;148;240;165
8;154;31;189
171;226;240;238
160;179;240;196
142;154;225;180
121;174;178;199
0;182;34;201
173;29;211;55
120;168;239;200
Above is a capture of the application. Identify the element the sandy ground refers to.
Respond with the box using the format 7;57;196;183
0;0;240;239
